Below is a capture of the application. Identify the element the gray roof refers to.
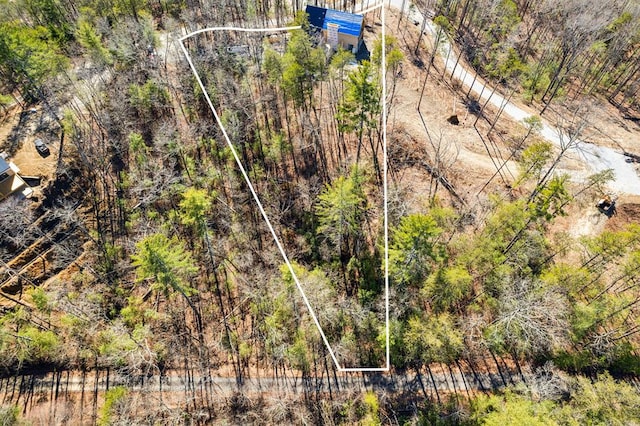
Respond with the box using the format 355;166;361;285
0;157;9;174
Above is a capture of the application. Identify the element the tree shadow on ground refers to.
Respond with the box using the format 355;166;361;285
2;109;35;156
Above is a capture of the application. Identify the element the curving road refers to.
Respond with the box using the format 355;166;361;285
378;0;640;195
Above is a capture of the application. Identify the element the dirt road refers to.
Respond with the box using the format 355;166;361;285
0;364;522;402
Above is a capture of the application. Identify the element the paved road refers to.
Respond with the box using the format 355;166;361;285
380;0;640;195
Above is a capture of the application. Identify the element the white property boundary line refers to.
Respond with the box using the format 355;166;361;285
178;2;389;372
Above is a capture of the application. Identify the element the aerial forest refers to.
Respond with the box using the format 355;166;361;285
1;0;640;424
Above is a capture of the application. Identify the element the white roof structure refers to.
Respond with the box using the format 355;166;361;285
0;155;32;200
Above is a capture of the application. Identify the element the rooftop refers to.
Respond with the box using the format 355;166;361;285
0;156;33;201
305;5;364;37
0;172;30;201
0;157;9;174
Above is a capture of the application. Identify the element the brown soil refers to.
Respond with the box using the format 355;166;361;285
384;10;585;199
605;195;640;232
549;194;640;241
0;105;20;142
0;106;60;200
11;134;59;181
371;9;522;208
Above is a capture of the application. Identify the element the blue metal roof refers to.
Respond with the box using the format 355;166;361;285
305;5;363;37
324;8;363;36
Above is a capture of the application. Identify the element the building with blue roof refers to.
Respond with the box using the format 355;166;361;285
305;5;365;53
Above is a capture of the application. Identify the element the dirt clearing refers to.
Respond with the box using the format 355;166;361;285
0;106;60;197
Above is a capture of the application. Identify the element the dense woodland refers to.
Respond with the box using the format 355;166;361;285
1;0;640;424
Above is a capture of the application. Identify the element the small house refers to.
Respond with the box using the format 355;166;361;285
0;155;32;201
305;5;364;54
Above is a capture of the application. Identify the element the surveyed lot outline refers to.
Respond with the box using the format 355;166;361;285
179;2;389;372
